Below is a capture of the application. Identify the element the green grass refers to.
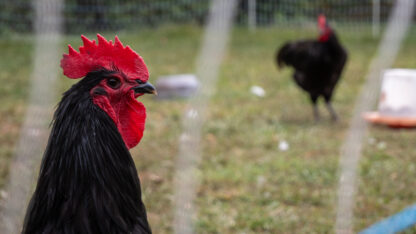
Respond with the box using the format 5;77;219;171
0;25;415;233
0;39;33;186
356;30;416;233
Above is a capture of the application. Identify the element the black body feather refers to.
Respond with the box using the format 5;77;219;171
276;32;348;120
22;70;151;234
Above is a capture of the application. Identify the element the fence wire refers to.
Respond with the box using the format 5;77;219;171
0;0;398;35
0;0;63;233
335;0;415;233
0;0;415;233
173;0;237;233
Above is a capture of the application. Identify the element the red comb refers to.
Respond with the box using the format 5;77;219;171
318;14;326;27
60;34;149;81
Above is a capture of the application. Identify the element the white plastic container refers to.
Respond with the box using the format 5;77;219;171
378;69;416;117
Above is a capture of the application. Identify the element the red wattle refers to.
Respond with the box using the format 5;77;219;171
119;93;146;149
92;92;146;149
319;33;330;42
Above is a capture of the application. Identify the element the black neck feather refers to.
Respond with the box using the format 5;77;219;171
22;72;151;234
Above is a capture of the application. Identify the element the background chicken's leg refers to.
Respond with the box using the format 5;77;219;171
326;101;338;121
310;94;320;122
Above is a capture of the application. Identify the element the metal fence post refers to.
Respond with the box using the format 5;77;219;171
373;0;380;37
248;0;256;31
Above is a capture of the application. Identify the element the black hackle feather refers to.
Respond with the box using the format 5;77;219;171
22;70;151;234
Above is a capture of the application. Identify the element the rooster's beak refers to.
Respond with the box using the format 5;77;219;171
133;81;157;95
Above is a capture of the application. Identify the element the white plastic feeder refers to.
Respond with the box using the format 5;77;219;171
364;69;416;127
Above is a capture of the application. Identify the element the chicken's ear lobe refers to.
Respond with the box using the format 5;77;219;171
92;95;119;128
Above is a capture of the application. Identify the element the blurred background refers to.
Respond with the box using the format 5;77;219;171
0;0;396;33
0;0;415;233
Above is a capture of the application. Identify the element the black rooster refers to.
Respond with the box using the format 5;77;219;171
22;35;156;234
276;15;348;121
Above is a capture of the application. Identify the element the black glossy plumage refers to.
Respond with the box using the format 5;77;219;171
276;31;348;121
22;70;151;234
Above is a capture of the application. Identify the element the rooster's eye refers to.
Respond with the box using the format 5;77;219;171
136;79;145;84
107;78;121;89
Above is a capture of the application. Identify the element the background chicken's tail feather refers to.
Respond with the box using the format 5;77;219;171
276;42;293;68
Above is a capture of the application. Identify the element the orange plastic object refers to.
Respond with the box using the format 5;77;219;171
363;112;416;128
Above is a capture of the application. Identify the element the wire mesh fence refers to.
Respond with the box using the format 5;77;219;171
0;0;399;35
0;0;416;233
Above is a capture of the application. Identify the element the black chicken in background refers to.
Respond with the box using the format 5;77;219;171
276;14;348;121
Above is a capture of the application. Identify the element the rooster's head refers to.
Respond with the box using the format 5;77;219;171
60;34;156;149
318;14;332;42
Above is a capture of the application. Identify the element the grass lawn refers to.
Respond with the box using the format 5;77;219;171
0;25;415;233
